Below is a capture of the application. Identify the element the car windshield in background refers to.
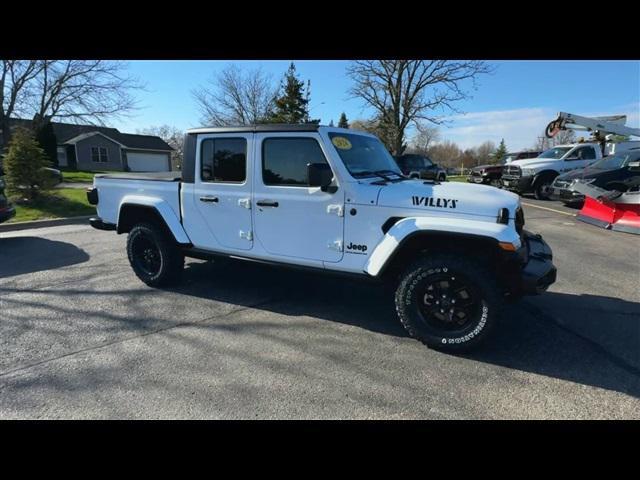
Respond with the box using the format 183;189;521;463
590;151;640;170
398;155;433;169
328;132;402;177
538;147;572;159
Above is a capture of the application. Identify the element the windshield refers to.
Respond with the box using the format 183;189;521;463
538;147;572;159
589;151;640;170
328;132;402;177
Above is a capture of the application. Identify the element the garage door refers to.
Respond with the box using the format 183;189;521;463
127;152;170;172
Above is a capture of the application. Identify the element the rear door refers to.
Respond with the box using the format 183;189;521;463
252;133;344;263
193;133;253;251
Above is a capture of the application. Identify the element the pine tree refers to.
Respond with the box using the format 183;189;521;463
338;112;349;129
494;138;508;164
34;119;58;167
329;119;335;127
268;63;319;124
4;127;51;200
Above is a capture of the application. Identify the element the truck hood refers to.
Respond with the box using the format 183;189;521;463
472;164;502;172
375;179;520;219
556;166;610;181
510;158;560;169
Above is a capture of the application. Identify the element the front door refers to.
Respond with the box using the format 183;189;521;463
253;133;344;263
193;133;253;251
562;145;597;172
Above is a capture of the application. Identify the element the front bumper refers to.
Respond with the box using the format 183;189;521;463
467;172;489;184
501;230;557;296
551;185;585;204
502;175;534;193
520;232;556;294
0;204;16;224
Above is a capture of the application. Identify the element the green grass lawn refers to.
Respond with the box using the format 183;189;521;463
9;188;95;223
60;169;104;183
447;175;467;183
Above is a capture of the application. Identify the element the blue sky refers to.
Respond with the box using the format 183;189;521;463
114;60;640;151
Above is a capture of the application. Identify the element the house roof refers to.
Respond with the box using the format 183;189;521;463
8;118;174;151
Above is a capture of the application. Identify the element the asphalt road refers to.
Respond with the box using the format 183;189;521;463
1;201;639;419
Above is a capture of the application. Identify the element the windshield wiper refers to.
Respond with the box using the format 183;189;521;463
353;170;407;182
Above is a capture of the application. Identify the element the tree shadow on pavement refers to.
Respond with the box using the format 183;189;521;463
0;237;90;278
167;258;640;398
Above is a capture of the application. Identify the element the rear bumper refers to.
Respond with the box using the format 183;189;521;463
0;205;16;224
87;187;98;205
89;216;116;231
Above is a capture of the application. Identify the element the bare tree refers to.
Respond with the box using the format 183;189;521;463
32;60;142;127
411;123;440;155
534;128;576;151
347;60;493;155
138;125;184;170
2;60;142;150
192;65;277;126
474;140;496;166
428;140;463;169
1;60;44;147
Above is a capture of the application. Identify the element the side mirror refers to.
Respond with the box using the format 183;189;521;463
628;161;640;172
307;163;334;191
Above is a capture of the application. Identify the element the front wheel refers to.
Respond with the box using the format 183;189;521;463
127;222;184;287
534;177;555;200
394;254;501;352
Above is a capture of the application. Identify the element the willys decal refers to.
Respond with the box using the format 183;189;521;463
411;196;458;209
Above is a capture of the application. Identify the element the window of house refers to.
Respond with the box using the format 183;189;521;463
200;137;247;182
262;137;328;186
91;147;108;163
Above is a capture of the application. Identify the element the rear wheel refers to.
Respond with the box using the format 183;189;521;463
127;222;184;287
394;254;501;352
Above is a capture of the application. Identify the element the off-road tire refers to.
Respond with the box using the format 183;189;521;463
394;253;502;352
127;222;184;287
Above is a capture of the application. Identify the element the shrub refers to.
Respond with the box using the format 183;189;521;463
4;127;51;200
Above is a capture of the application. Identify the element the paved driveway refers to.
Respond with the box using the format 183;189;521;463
0;202;638;419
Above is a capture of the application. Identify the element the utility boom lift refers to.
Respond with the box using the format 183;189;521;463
545;111;640;154
546;112;640;234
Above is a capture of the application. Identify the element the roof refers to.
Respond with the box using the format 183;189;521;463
7;118;173;151
187;123;322;134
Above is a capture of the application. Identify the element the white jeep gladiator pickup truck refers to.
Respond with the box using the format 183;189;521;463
87;124;556;352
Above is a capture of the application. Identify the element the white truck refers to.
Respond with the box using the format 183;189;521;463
501;142;604;199
87;124;556;352
503;112;640;200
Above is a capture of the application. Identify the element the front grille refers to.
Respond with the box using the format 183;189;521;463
503;165;521;177
515;206;525;235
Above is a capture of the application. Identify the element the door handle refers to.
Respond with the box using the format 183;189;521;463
200;196;219;203
256;200;279;207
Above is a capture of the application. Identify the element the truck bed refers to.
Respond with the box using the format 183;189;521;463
94;173;182;227
95;172;181;182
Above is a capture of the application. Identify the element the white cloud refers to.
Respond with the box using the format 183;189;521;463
436;103;640;151
437;107;553;151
